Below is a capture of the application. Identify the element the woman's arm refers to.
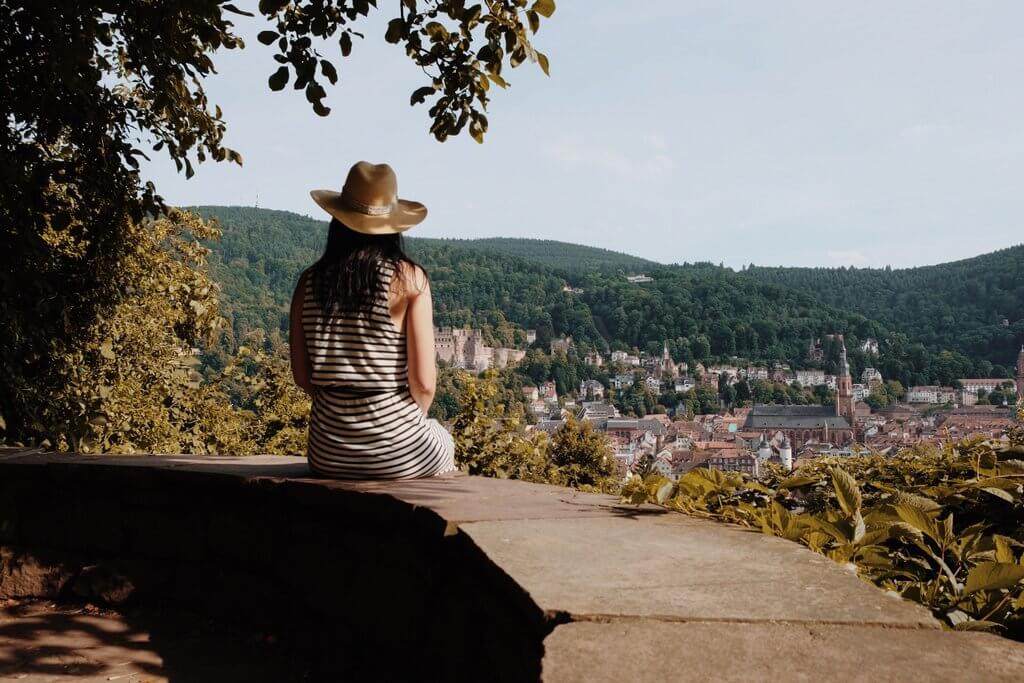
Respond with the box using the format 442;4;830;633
404;265;436;415
289;271;314;394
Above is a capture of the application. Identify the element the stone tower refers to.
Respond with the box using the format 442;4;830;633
779;436;793;472
1017;345;1024;399
836;338;855;423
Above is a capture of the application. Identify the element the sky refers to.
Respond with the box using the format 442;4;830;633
142;1;1024;269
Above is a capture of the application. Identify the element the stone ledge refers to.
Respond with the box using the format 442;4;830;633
542;621;1024;682
1;449;1023;681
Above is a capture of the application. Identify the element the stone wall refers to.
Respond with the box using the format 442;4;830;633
0;457;548;680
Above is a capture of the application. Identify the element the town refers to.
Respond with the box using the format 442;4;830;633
436;327;1024;480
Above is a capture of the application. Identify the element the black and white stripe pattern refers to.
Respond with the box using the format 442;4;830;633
303;264;455;479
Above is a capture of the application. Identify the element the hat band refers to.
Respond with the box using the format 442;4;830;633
341;191;396;217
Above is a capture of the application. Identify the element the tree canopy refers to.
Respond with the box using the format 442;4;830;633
0;0;555;442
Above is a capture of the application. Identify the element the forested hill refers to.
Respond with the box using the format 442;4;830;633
746;246;1024;369
424;237;658;274
191;206;1016;386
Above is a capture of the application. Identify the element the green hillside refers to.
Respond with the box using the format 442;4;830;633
191;206;1014;388
746;246;1024;370
422;237;659;274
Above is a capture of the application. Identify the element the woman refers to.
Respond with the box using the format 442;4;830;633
289;161;456;479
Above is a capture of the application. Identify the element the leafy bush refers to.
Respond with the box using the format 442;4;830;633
623;411;1024;639
451;372;617;489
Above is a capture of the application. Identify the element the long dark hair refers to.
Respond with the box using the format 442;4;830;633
311;218;424;315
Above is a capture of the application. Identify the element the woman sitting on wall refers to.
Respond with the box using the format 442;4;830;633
289;161;456;479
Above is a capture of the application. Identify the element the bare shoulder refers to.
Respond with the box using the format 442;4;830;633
396;260;430;297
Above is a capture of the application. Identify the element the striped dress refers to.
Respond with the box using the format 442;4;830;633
302;263;456;479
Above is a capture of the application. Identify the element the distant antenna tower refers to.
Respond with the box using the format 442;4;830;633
254;193;260;209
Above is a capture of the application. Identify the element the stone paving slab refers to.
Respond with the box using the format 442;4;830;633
0;452;647;523
5;452;1024;680
542;620;1024;682
460;515;938;627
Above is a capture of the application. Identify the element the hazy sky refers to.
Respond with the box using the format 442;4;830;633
142;1;1024;269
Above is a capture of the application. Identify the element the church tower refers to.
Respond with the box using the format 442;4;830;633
1016;344;1024;400
836;338;855;423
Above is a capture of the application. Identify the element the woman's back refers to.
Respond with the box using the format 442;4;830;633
301;262;408;392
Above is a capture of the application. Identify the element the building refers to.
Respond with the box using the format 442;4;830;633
861;367;883;385
653;341;678;380
743;405;854;448
610;350;628;363
861;338;880;355
604;418;668;442
852;383;869;401
434;327;525;372
538;381;558;401
807;339;824;362
644;376;662;394
702;448;759;475
835;340;855;423
1018;345;1024;397
521;386;539;401
674;378;696;394
550;336;574;355
959;378;1015;397
625;274;654;283
907;386;941;404
794;369;826;387
612;373;634;390
577;401;618;421
744;366;770;381
525;329;537;345
579;379;605;400
584;351;604;367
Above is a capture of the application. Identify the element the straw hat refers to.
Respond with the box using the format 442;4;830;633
310;161;427;234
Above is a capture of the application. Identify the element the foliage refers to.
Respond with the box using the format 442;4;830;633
747;246;1024;371
0;0;551;443
192;207;1010;392
622;413;1024;639
1;208;221;450
0;204;311;455
450;372;616;488
259;0;555;141
450;371;556;482
548;415;616;487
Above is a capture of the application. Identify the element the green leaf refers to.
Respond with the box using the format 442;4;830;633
487;72;508;89
830;467;862;517
339;32;353;57
385;18;404;44
993;535;1016;564
257;30;279;46
320;60;338;85
527;10;540;34
258;0;290;14
778;473;820;489
890;491;941;512
655;481;674;504
536;51;550;76
895;504;938;542
531;0;556;18
964;562;1024;595
410;86;436;106
268;66;289;91
981;486;1015;503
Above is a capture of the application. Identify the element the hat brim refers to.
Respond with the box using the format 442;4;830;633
310;190;427;235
